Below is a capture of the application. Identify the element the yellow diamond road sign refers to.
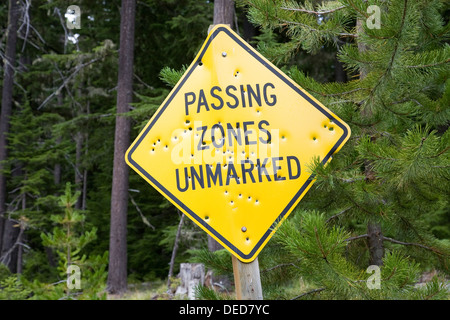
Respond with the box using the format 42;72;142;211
125;25;350;262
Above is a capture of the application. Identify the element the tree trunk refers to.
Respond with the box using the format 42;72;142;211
107;0;136;295
367;222;384;266
54;94;63;186
213;0;235;26
167;212;185;291
74;131;83;210
82;101;89;211
54;141;62;186
0;0;20;267
0;219;19;272
356;19;369;79
209;2;236;243
16;195;26;274
334;53;347;83
357;18;384;266
82;168;88;211
208;236;223;252
241;12;257;42
203;0;236;294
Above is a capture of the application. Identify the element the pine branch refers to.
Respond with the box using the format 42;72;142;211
382;236;444;255
278;18;357;37
405;58;450;69
324;87;366;97
425;146;449;159
279;5;346;15
261;262;301;273
314;227;328;262
344;234;446;256
291;287;325;300
379;98;411;116
345;0;369;19
338;182;378;215
363;0;409;104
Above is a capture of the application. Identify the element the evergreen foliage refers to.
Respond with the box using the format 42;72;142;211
195;0;449;300
31;182;107;299
0;264;32;300
0;0;448;300
0;0;214;290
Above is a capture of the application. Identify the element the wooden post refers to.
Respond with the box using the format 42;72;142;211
208;3;262;299
232;256;263;300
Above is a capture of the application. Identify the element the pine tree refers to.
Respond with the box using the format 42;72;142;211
124;0;216;283
0;0;217;288
0;0;21;273
196;0;449;299
108;0;136;295
36;182;107;300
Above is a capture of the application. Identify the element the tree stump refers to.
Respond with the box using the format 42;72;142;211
175;263;205;300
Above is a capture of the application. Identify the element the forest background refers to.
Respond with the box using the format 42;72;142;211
0;0;449;300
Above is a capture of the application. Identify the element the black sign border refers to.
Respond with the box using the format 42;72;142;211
127;26;350;261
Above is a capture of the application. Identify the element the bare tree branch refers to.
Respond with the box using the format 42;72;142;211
261;262;301;273
37;57;101;110
345;234;368;242
326;206;353;223
17;0;31;52
0;217;27;266
54;7;69;53
129;193;155;230
382;236;444;255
